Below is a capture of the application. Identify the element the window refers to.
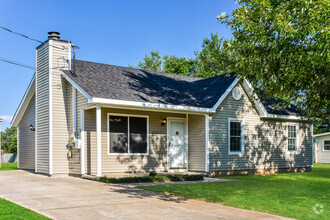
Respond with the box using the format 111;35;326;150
287;123;299;153
228;118;244;154
324;140;330;151
108;114;148;154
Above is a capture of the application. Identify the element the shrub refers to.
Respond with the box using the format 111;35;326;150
149;171;157;177
181;174;204;181
151;176;170;182
98;174;204;184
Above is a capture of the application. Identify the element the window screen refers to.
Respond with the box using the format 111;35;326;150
288;125;297;151
324;140;330;151
230;121;241;152
109;115;148;154
129;117;147;153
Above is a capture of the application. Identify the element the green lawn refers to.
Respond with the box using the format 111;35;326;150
138;164;330;220
0;198;49;219
0;162;17;170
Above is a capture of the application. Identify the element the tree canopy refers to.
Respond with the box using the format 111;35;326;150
132;33;231;77
1;127;17;153
218;0;329;121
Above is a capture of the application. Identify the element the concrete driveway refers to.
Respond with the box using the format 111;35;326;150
0;170;290;220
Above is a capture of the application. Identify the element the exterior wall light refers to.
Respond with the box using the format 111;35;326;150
161;118;167;126
29;124;35;131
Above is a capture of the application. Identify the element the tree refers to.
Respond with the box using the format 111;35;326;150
217;0;329;121
163;55;195;76
1;127;17;153
194;33;237;78
136;50;162;72
133;50;196;76
133;33;233;77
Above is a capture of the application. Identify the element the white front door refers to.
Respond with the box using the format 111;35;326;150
167;118;187;172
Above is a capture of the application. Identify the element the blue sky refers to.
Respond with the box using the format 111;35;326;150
0;0;236;130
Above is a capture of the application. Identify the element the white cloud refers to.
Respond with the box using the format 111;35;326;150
0;115;13;122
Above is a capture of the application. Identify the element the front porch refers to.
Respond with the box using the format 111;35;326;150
77;106;209;177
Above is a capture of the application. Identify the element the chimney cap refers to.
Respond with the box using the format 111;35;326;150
48;31;60;40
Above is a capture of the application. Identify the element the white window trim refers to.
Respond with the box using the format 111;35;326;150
228;118;245;155
322;139;330;151
107;113;149;156
287;122;300;154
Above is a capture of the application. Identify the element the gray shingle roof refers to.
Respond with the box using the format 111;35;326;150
62;59;301;116
62;60;237;108
261;97;301;116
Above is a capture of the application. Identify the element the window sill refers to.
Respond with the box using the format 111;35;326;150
228;151;244;155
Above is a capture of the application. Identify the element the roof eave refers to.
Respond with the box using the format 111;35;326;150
313;132;330;138
260;114;308;121
90;97;215;113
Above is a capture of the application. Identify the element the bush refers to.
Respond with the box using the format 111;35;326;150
149;171;157;177
98;174;204;184
151;176;170;182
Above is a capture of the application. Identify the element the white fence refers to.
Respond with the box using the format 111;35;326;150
1;152;17;163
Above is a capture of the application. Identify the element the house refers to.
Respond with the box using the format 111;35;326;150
11;32;313;177
314;132;330;163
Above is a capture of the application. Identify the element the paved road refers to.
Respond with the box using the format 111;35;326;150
0;170;290;220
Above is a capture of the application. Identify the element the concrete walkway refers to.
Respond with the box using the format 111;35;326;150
0;170;290;220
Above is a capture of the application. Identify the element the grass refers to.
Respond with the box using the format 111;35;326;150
0;198;49;219
137;164;330;220
0;162;17;170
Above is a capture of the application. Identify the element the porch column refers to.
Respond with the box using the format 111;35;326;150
96;106;102;177
205;114;209;173
80;109;85;175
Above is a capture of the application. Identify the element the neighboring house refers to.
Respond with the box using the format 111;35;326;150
314;132;330;163
11;32;313;177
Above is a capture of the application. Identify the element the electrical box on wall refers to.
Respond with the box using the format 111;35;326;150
75;139;81;149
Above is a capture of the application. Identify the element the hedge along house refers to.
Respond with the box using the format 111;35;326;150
11;32;313;177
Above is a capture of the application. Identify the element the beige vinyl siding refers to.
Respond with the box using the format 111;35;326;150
188;114;206;171
209;83;313;171
68;90;94;174
76;90;94;139
36;42;50;174
84;109;96;175
51;40;71;174
18;94;35;170
315;135;330;163
84;107;186;175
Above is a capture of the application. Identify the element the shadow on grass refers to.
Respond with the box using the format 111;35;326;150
110;186;188;203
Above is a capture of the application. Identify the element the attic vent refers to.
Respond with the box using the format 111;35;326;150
48;31;60;40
